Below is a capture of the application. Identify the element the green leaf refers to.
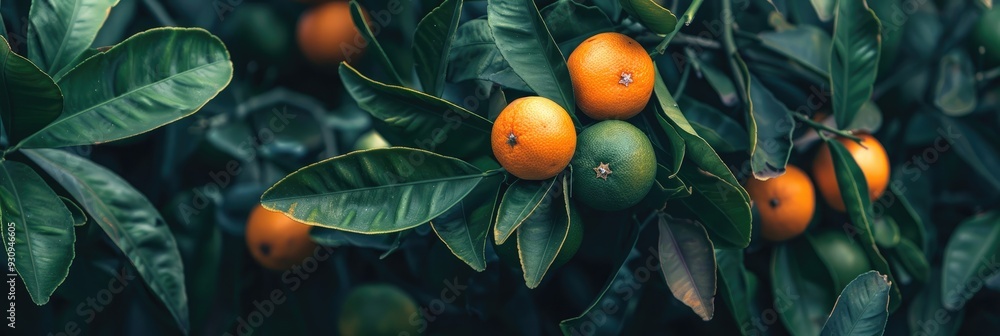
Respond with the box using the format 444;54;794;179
618;0;678;34
830;0;881;130
941;211;1000;310
59;196;87;226
20;28;232;149
657;214;716;321
643;163;691;208
309;228;396;249
679;97;748;153
759;25;833;77
349;0;404;85
872;216;900;248
340;63;493;160
447;19;531;92
688;57;738;106
772;239;838;336
820;271;891;336
0;35;62;147
541;0;614;54
932;114;1000;191
909;269;965;336
27;0;118;79
890;238;929;284
676;163;752;249
517;174;570;288
747;75;794;180
430;173;503;272
881;187;927;251
810;0;836;21
261;147;485;234
412;0;462;97
22;148;189;332
494;177;557;244
933;50;976;117
0;160;75;305
824;138;901;311
716;249;754;336
487;0;577;121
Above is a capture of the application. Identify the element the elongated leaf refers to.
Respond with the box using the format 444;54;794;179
494;178;557;244
716;249;754;335
59;196;87;226
541;0;614;54
22;148;189;331
820;271;891;336
830;0;881;129
811;0;836;21
747;76;794;180
0;160;74;305
676;163;752;249
27;0;118;79
932;114;1000;190
759;25;832;76
487;0;577;121
909;269;965;336
261;147;484;234
772;240;837;336
825;138;900;311
658;214;716;321
431;174;504;272
447;19;531;91
349;0;404;85
881;184;927;251
341;63;493;159
692;59;739;107
679;97;748;153
517;174;570;288
941;211;1000;310
933;50;976;116
20;28;232;148
0;35;62;147
619;0;677;34
891;238;929;284
643;163;691;208
873;216;900;248
413;0;462;97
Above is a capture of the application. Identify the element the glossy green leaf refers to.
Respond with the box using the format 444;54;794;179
643;163;691;208
772;240;837;336
891;238;929;284
413;0;462;97
430;174;504;272
933;50;976;116
0;35;62;147
0;160;75;305
487;0;577;121
932;115;1000;191
20;28;232;149
27;0;118;79
349;0;404;85
541;0;614;54
830;0;881;130
619;0;678;34
517;174;570;288
261;147;485;234
676;163;752;249
941;211;1000;310
341;63;493;159
679;97;748;153
647;106;685;176
824;138;900;311
494;178;557;245
909;269;964;336
716;249;754;336
447;19;531;91
759;25;832;76
873;216;900;248
747;76;794;180
657;214;716;321
23;148;189;331
820;271;891;336
690;58;738;107
59;196;87;226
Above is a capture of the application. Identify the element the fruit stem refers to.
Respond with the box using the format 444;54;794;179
791;113;864;144
650;0;705;57
721;0;749;104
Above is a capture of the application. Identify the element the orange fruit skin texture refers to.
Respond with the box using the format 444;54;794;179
296;2;365;66
491;97;577;180
245;205;318;271
812;134;891;212
745;165;816;242
567;32;654;120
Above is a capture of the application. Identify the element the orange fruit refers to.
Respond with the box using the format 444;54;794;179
245;205;317;270
745;165;816;242
296;2;366;65
567;32;654;120
491;97;577;180
812;133;891;212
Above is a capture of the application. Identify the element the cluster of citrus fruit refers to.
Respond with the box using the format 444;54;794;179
492;32;657;212
745;133;891;242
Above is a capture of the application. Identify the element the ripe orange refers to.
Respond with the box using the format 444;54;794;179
245;205;317;270
296;2;366;66
812;133;891;212
491;97;577;180
745;165;816;242
567;32;654;120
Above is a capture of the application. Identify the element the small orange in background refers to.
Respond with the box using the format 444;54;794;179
491;97;577;180
246;205;317;270
567;32;654;120
296;2;366;66
812;133;891;212
745;165;816;242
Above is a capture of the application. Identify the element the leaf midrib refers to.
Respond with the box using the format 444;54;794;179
0;164;43;295
264;173;484;203
663;219;711;318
